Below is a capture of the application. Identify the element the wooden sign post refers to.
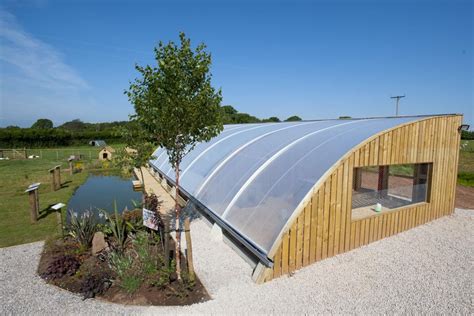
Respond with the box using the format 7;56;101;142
25;183;41;223
54;165;61;190
49;165;61;191
51;203;66;237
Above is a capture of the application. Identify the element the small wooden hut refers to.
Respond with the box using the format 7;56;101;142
99;146;115;161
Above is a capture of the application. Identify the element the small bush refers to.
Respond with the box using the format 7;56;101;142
458;172;474;187
40;255;81;280
108;251;133;279
122;209;143;231
80;271;112;299
132;231;157;276
144;194;161;212
121;274;143;294
68;210;98;248
100;202;132;253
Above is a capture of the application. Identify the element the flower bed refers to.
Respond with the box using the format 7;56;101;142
37;194;209;305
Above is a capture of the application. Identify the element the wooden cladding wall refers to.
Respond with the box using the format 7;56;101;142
262;115;462;282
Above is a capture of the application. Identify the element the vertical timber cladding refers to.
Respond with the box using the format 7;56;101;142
261;115;462;282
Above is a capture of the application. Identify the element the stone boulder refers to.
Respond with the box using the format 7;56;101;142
92;232;108;255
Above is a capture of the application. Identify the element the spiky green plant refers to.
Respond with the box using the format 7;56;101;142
99;201;133;253
68;209;97;248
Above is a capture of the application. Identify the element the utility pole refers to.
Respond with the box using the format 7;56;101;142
391;95;405;116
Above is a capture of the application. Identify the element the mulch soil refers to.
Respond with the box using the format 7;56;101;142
37;238;210;306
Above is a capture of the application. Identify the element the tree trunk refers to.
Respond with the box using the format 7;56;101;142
139;167;146;207
174;161;182;281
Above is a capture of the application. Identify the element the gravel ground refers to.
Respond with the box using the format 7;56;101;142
1;209;472;315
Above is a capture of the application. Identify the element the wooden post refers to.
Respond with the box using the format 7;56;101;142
52;203;66;237
49;168;56;191
54;165;61;190
25;184;40;223
184;217;195;282
353;168;362;191
28;190;37;223
378;166;389;197
163;218;170;268
34;188;40;216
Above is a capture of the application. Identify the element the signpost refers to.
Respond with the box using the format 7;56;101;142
49;165;62;191
49;167;56;191
25;183;41;223
54;165;61;190
51;203;66;237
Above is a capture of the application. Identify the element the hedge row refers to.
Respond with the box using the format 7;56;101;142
0;128;122;148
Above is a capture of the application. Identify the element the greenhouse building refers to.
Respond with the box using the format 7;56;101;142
149;114;463;283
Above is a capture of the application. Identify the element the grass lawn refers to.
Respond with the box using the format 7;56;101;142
0;145;123;248
458;140;474;187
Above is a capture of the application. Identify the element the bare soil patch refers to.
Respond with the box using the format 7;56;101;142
454;185;474;209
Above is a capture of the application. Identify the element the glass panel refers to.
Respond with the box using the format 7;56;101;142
352;163;432;221
180;123;290;193
197;120;338;216
160;124;259;176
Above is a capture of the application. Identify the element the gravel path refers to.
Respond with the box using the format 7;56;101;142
1;209;472;315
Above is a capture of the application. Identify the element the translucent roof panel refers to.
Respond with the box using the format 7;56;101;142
149;116;429;256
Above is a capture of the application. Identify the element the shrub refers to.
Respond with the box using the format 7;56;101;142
80;271;112;299
108;251;143;294
100;201;132;252
132;231;157;276
68;210;98;248
458;172;474;187
108;251;133;279
122;208;143;231
144;194;161;212
121;274;143;294
40;254;81;280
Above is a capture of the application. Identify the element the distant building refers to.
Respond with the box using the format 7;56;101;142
98;146;115;161
89;140;107;147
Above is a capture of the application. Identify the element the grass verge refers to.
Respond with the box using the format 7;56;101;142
0;145;122;247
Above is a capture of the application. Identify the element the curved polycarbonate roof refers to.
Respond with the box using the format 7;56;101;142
149;116;428;257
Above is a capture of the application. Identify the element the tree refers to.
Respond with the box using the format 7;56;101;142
220;105;261;124
115;120;156;205
59;119;87;131
285;115;302;122
263;116;281;122
31;118;53;129
126;32;223;280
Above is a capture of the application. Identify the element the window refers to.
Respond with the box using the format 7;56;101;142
351;163;432;220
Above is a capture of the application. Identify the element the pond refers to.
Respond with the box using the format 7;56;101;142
67;173;141;219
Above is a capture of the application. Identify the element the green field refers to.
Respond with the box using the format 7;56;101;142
0;145;124;248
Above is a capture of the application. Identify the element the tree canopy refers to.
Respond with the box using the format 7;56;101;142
285;115;302;121
31;118;53;129
263;116;281;122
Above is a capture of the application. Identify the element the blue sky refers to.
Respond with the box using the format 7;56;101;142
0;0;472;127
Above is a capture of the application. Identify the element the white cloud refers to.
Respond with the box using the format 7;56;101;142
0;8;100;126
0;9;88;90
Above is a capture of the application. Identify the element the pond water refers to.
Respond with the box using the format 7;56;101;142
67;173;141;219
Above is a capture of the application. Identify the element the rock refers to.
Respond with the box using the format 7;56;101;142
91;232;108;256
